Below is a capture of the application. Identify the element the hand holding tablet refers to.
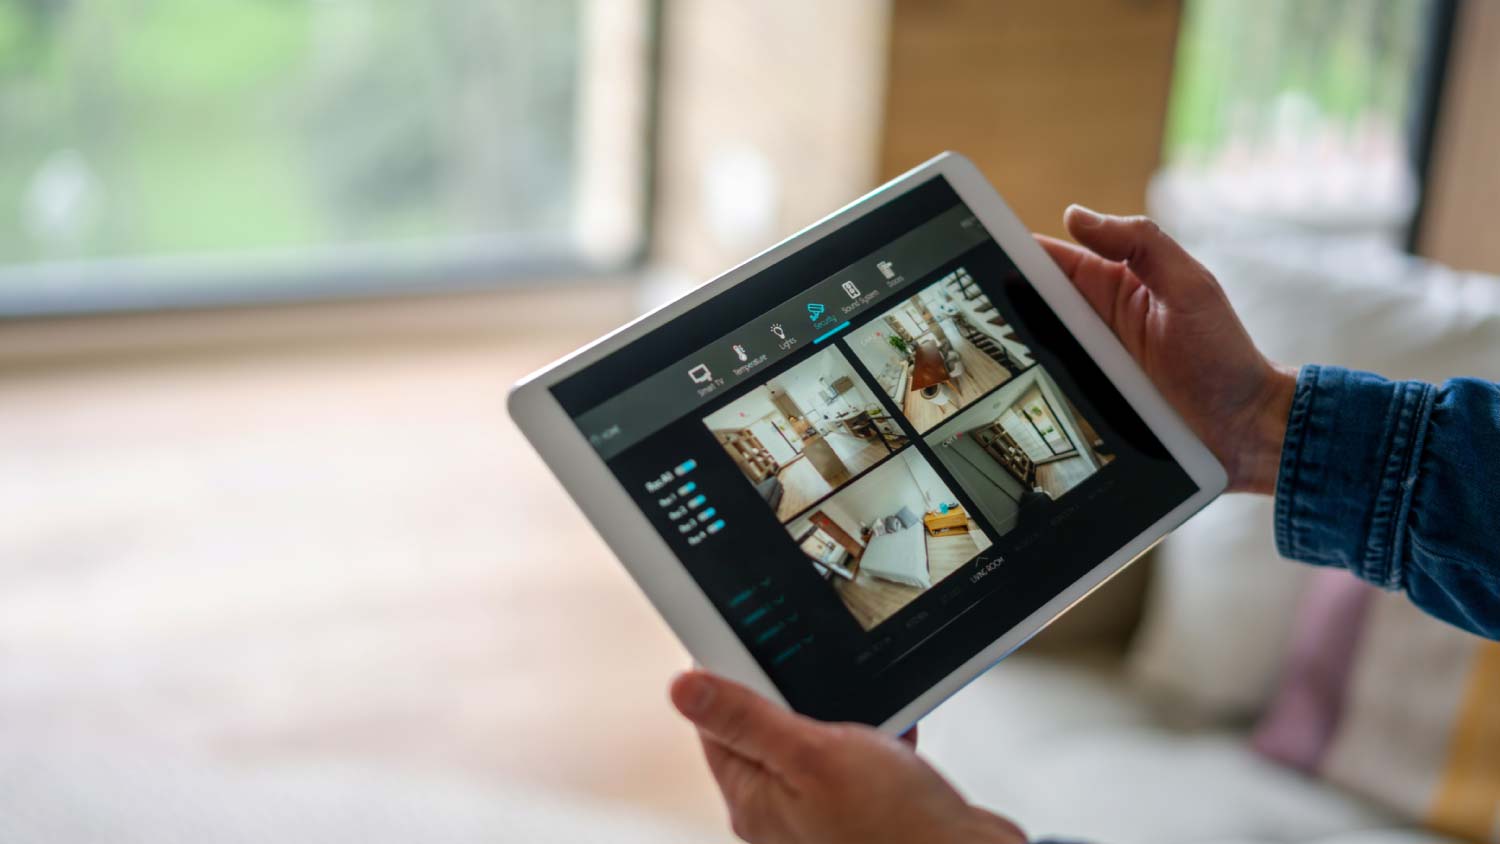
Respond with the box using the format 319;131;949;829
509;153;1229;731
1035;207;1297;497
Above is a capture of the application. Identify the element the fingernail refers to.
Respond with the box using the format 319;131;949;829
1066;204;1104;228
675;673;716;717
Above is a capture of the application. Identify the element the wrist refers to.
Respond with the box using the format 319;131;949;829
1230;363;1298;495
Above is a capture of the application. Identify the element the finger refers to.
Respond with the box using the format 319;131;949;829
1063;205;1209;303
900;725;918;748
1035;233;1130;325
1034;233;1087;277
699;732;765;805
700;733;794;844
671;671;815;773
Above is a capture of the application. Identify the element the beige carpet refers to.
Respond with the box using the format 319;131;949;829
0;287;733;841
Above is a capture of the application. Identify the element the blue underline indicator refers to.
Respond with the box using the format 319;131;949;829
813;321;851;344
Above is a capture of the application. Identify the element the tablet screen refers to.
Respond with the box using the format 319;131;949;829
551;177;1197;724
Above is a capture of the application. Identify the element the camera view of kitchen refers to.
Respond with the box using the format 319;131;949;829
703;347;911;522
785;449;993;631
925;367;1116;538
846;268;1034;433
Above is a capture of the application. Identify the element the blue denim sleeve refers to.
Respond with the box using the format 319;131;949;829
1274;365;1500;639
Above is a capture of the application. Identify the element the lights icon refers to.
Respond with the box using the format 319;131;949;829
770;323;785;340
688;363;712;384
807;303;826;320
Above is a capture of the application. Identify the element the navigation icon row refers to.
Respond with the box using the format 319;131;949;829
682;257;897;387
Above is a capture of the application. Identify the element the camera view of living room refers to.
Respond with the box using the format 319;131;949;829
925;367;1116;538
846;267;1035;434
785;449;992;631
703;346;911;522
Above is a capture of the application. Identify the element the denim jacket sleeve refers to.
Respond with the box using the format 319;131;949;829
1274;364;1500;639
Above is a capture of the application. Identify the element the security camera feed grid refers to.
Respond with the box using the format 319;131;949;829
785;449;993;631
703;346;911;523
924;367;1116;538
846;268;1035;434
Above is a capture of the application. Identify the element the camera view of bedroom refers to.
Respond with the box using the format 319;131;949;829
925;367;1116;538
785;449;993;631
846;267;1035;434
703;346;911;523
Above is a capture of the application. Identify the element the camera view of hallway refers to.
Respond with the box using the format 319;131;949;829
703;347;910;523
925;366;1116;538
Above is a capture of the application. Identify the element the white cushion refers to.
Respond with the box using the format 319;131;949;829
1127;235;1500;723
925;652;1428;844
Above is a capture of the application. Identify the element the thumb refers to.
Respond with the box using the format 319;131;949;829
671;671;818;773
1063;205;1211;303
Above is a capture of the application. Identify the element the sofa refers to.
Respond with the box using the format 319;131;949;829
919;233;1500;844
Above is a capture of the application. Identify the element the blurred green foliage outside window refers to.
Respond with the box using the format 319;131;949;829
0;0;612;309
1160;0;1438;238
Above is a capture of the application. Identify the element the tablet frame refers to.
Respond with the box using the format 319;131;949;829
509;152;1227;733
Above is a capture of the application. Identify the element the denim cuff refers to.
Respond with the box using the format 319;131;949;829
1274;365;1436;590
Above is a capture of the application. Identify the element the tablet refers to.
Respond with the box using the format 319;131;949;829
509;152;1225;732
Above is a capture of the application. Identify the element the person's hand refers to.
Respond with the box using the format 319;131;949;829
670;671;1026;844
1037;206;1297;494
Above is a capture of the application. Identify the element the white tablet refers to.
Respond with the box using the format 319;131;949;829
509;152;1225;732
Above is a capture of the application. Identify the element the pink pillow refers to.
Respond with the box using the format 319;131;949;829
1253;569;1500;841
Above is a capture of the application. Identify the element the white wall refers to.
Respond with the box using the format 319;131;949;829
775;347;887;423
803;496;864;549
650;0;891;286
749;419;797;464
775;365;829;419
703;387;779;431
1034;373;1098;469
847;317;908;387
825;452;939;530
901;449;953;511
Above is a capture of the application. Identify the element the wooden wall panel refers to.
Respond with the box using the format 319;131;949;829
880;0;1182;237
651;0;890;282
1417;0;1500;275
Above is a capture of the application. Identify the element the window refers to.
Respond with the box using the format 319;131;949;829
1156;0;1448;242
0;0;652;315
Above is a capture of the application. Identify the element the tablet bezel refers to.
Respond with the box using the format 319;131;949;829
508;151;1227;733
